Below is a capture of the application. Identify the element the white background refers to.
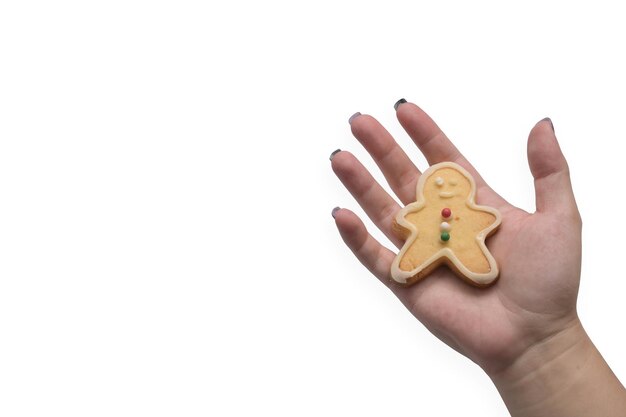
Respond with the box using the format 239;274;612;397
1;1;625;416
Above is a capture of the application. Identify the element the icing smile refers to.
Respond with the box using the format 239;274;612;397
439;191;455;198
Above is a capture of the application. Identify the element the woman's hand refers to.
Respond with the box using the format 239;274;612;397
331;101;626;416
331;100;581;374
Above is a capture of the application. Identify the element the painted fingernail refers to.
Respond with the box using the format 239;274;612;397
348;112;361;125
332;207;341;218
329;149;341;161
541;117;555;133
394;98;407;111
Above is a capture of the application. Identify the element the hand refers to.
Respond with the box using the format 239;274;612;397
331;101;581;375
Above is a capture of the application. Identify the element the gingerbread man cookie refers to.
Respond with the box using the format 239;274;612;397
391;162;501;287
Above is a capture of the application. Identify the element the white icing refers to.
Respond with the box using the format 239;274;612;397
440;222;451;231
439;192;455;198
435;177;444;186
390;161;502;286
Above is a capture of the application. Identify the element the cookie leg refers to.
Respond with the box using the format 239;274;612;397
449;243;498;285
393;240;440;284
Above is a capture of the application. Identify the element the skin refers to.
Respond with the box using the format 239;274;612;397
331;101;626;416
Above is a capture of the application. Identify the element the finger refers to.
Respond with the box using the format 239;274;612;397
331;150;403;247
395;100;507;207
349;113;421;205
395;100;463;165
527;118;579;216
333;208;396;284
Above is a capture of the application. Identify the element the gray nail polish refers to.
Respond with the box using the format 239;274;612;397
541;117;555;133
348;112;361;125
329;149;341;161
331;207;341;218
394;98;407;111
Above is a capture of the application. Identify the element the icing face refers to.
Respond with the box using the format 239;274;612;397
425;168;472;202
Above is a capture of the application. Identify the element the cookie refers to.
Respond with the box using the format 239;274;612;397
390;162;501;287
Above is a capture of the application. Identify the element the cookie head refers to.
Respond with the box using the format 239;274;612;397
426;167;472;203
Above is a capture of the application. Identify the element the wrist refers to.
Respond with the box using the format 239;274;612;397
489;318;626;417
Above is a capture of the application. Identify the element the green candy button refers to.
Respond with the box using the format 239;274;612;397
440;232;450;242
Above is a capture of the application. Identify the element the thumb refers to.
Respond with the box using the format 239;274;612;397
527;118;579;216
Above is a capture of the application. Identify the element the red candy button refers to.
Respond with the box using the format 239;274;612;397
441;208;452;219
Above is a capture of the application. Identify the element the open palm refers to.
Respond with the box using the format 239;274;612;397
331;101;582;375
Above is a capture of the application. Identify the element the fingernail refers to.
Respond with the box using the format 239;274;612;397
331;207;341;218
348;112;361;125
541;117;555;133
394;98;407;111
329;149;341;161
